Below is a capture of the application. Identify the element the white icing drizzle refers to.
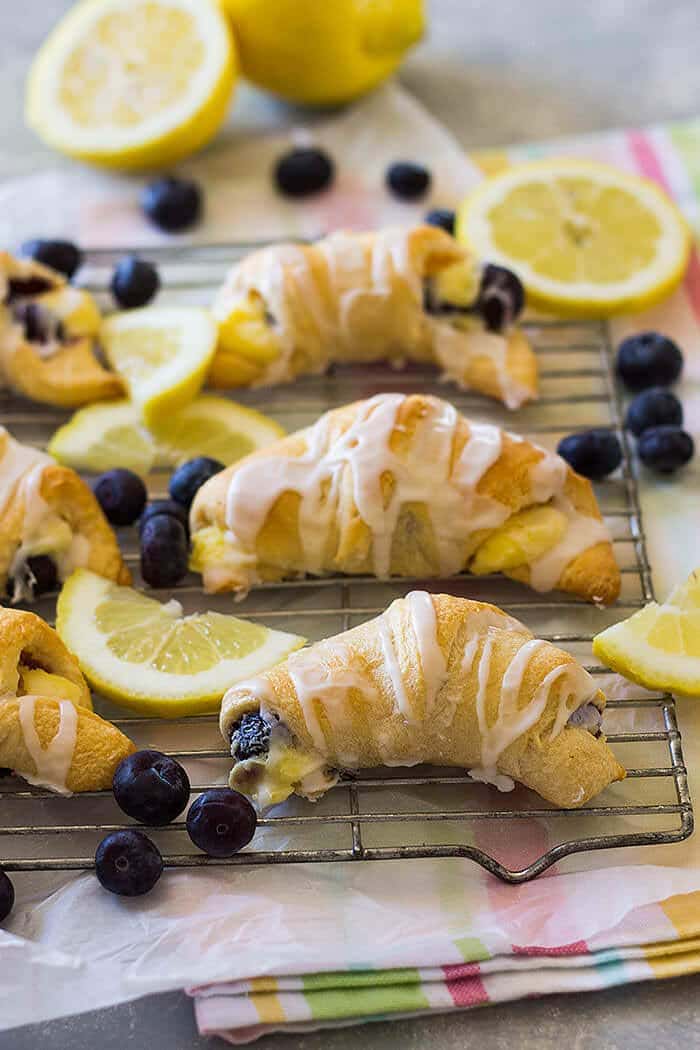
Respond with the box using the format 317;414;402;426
378;615;412;721
17;696;78;795
406;591;447;716
286;642;372;763
0;427;51;518
224;393;510;584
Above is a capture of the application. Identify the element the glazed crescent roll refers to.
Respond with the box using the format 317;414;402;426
190;393;620;604
0;608;134;794
0;425;130;602
220;592;625;809
0;250;123;407
210;225;537;409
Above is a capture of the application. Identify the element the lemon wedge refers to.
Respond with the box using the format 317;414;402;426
593;569;700;696
26;0;237;170
456;159;690;316
56;570;305;716
48;395;284;475
101;307;217;428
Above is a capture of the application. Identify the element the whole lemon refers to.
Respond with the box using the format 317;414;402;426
222;0;425;106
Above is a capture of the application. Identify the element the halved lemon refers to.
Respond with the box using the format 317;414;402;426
593;569;700;696
48;395;284;474
456;159;690;316
101;307;217;428
26;0;237;170
56;570;305;716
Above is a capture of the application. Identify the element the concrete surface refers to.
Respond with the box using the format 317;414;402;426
2;1;700;1047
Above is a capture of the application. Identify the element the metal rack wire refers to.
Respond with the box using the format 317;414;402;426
0;248;693;883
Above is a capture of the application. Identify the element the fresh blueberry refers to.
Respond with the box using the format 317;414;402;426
12;302;65;344
557;428;623;481
231;712;271;760
616;332;683;391
140;499;190;537
0;870;14;923
6;554;58;600
113;750;190;826
625;388;683;437
476;264;525;331
95;829;163;896
92;469;147;526
110;255;160;308
186;788;257;858
20;239;83;280
274;147;334;197
140;514;189;588
424;208;456;235
169;456;225;510
141;176;203;232
637;426;694;474
385;161;431;201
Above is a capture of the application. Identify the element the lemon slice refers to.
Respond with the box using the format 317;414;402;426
150;395;284;465
456;159;690;316
101;307;217;428
593;569;700;696
48;395;283;474
56;570;305;716
26;0;237;170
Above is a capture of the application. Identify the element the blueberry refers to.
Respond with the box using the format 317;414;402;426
625;388;683;437
274;147;334;197
95;829;163;897
231;712;271;760
616;332;683;391
557;428;623;481
169;456;225;510
92;469;147;526
0;870;14;923
110;255;160;308
385;162;431;201
113;750;190;826
186;788;257;858
141;176;203;232
140;499;190;537
6;554;58;600
476;264;525;332
140;514;189;588
424;208;456;235
637;426;694;474
20;239;83;280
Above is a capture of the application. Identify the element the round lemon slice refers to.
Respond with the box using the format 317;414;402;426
26;0;237;170
48;395;284;474
593;569;700;696
456;159;690;316
56;570;305;716
100;307;217;428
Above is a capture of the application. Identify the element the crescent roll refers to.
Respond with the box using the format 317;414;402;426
190;393;620;604
0;250;123;407
0;425;130;602
220;592;625;810
210;225;537;409
0;608;134;793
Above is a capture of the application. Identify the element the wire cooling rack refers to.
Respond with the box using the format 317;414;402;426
0;246;693;883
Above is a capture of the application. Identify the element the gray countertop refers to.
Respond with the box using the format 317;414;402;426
3;1;700;1047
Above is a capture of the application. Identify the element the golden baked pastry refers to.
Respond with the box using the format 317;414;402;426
0;608;134;793
0;250;123;407
191;393;620;604
220;592;625;810
0;425;130;602
210;225;537;409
